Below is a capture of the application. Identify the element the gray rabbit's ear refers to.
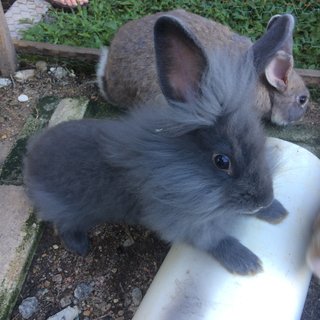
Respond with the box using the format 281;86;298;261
154;16;208;103
252;14;295;92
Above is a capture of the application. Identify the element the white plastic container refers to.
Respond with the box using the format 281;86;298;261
133;138;320;320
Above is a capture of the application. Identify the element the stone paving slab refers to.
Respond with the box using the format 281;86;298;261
49;97;89;127
5;0;51;40
0;97;89;320
0;185;41;320
0;140;13;168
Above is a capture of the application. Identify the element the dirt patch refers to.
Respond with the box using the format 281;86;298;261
1;61;320;319
305;85;320;125
0;63;99;146
10;224;168;320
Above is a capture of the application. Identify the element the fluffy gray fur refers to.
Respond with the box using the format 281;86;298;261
24;17;287;275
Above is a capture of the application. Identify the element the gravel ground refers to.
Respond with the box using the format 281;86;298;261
10;224;168;320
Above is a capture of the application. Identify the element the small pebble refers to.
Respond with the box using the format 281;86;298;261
14;69;35;82
74;282;93;300
0;78;11;88
60;295;72;308
52;244;59;249
47;306;80;320
50;66;68;80
123;238;134;247
131;287;142;306
118;310;124;316
18;296;39;319
45;295;55;303
36;288;48;298
113;298;119;303
111;268;118;274
35;61;48;72
83;310;91;317
69;70;76;78
44;280;51;288
18;94;29;102
52;273;63;283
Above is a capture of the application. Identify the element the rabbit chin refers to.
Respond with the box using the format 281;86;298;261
270;112;289;126
270;105;306;126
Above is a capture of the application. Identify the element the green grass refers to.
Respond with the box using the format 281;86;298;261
22;0;320;68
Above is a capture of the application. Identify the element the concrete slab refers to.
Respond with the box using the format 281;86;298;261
0;97;90;320
0;140;13;168
49;97;89;127
0;97;59;186
5;0;51;40
0;185;41;320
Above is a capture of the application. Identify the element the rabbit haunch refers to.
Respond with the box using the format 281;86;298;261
98;9;309;125
24;16;287;276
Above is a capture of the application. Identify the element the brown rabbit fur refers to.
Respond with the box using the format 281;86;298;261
307;212;320;278
97;9;309;125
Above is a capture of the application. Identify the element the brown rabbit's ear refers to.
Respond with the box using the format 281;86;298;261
252;13;295;91
264;14;295;91
154;16;208;103
265;50;293;92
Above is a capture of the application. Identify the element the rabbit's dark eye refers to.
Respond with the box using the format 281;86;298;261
213;154;232;174
298;95;308;105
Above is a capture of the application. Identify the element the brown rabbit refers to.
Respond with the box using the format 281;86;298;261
307;213;320;278
97;9;309;125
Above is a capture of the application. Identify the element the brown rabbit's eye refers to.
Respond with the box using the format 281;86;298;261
298;95;308;105
213;154;232;174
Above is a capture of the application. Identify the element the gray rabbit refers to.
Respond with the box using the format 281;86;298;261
24;15;287;275
97;9;309;125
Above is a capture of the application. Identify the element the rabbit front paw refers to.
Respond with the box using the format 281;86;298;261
255;199;288;224
212;237;263;275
